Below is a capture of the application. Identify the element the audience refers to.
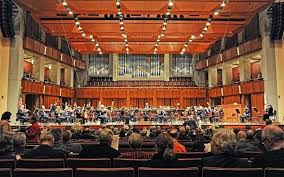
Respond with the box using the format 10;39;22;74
62;130;82;153
79;129;120;158
152;132;177;161
13;132;27;155
0;112;13;135
203;129;250;167
169;129;187;153
235;130;260;152
120;133;153;159
0;134;14;159
22;132;66;158
253;125;284;168
25;117;41;142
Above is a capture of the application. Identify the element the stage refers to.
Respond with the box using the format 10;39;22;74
12;120;267;131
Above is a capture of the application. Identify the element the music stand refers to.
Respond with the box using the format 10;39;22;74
253;107;258;113
235;109;240;121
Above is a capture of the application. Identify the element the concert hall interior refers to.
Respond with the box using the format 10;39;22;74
2;0;284;176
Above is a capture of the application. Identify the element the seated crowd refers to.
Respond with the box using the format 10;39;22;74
1;111;284;170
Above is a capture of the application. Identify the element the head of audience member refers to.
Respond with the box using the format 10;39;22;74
179;126;186;135
62;130;72;144
211;129;237;155
40;132;55;146
98;129;113;146
237;131;247;141
30;116;38;124
1;112;12;121
169;129;178;140
246;130;254;140
140;128;147;137
128;133;142;150
155;132;176;160
261;125;284;151
265;119;273;126
51;128;63;144
13;132;26;149
0;134;13;155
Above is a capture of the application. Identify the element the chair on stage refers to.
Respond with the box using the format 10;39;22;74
0;168;12;177
202;167;263;177
138;167;199;177
17;159;65;168
75;168;134;177
265;168;284;177
14;168;73;177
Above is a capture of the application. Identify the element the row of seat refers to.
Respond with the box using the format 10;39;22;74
1;167;283;177
0;158;205;169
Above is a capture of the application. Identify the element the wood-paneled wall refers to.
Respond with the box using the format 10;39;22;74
75;87;207;108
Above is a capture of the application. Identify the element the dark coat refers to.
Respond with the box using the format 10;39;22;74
79;143;120;158
22;144;66;158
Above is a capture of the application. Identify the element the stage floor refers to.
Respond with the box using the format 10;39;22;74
12;120;267;130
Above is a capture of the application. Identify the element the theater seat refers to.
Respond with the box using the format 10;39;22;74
148;158;202;168
14;168;73;177
67;158;111;169
75;168;134;177
202;167;263;177
113;159;149;168
0;168;12;177
265;168;284;177
138;167;199;177
176;152;211;159
17;159;65;168
0;159;15;169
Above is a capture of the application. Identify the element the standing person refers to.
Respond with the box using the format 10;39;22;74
0;112;13;135
25;117;41;142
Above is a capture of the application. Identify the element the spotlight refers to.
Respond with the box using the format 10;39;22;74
96;43;99;47
116;0;120;6
62;1;67;6
82;33;86;37
68;11;73;15
214;10;220;16
168;1;173;7
99;51;102;55
161;33;164;37
75;21;80;25
120;26;124;30
89;35;93;38
221;1;226;7
91;39;95;42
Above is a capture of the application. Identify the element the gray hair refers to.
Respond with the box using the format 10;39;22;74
262;125;284;143
13;132;26;147
98;129;113;145
0;134;13;153
128;133;142;149
40;132;54;144
211;129;237;154
237;131;247;141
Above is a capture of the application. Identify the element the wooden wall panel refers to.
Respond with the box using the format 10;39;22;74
251;93;265;117
223;95;241;104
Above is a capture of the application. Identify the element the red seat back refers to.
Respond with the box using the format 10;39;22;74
14;168;73;177
67;158;111;169
0;168;12;177
75;168;134;177
202;167;263;177
0;159;15;169
138;167;199;177
265;168;284;177
17;159;65;168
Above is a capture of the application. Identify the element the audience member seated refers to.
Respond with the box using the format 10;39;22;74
62;130;82;153
120;133;153;159
0;112;13;135
51;128;70;154
13;132;27;155
0;134;14;159
253;125;284;168
79;129;120;158
203;129;250;168
177;126;190;140
150;132;178;167
235;131;260;152
25;117;41;142
22;132;66;159
169;129;187;153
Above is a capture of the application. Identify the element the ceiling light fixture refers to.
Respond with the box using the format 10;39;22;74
179;0;229;54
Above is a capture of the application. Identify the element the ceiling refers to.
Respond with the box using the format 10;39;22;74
15;0;273;54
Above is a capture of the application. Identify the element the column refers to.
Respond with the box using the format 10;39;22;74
7;8;25;123
0;32;10;115
164;54;170;81
32;57;45;82
208;67;217;87
113;54;118;81
239;58;251;82
259;9;278;116
50;62;61;85
275;41;284;123
65;67;74;88
222;64;233;85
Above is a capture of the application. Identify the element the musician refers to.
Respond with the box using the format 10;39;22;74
16;106;28;124
39;105;48;123
263;104;274;121
240;106;252;123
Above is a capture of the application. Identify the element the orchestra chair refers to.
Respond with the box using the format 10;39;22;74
75;168;134;177
67;158;112;169
176;152;211;159
17;159;65;168
0;168;12;177
0;159;16;169
14;168;73;177
202;167;263;177
265;168;284;177
138;167;199;177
